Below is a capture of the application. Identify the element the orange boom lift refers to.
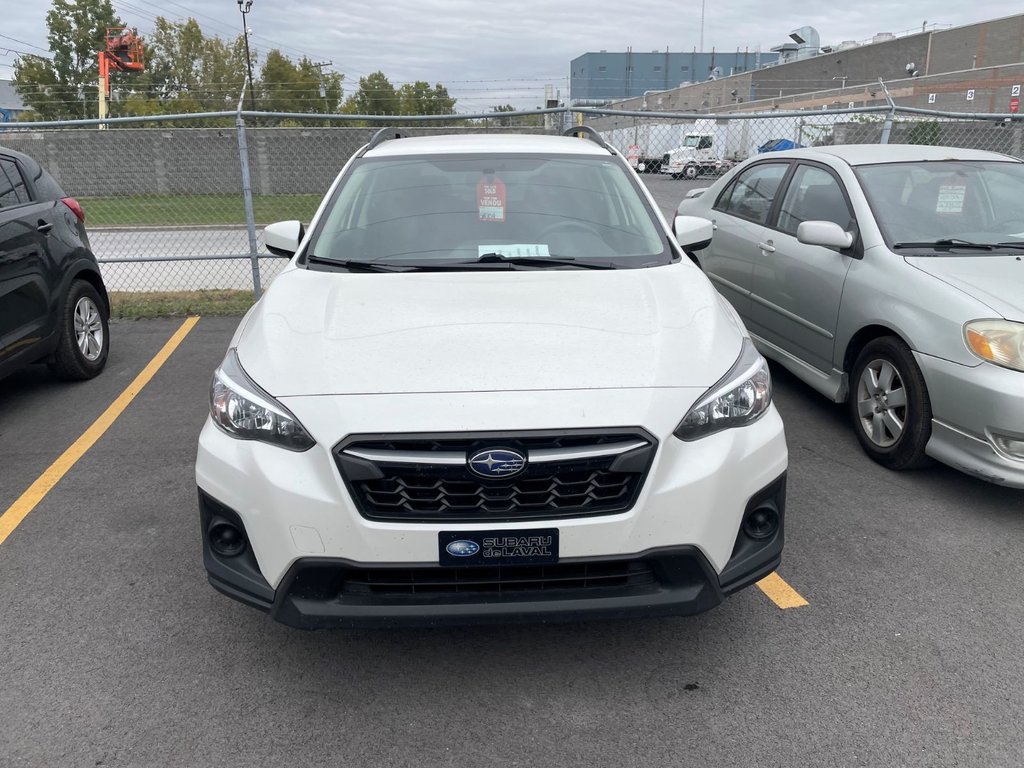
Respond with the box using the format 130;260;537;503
98;28;144;128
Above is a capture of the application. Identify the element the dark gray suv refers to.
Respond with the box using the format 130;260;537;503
0;146;109;381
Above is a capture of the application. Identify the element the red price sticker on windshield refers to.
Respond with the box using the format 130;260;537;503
478;177;506;222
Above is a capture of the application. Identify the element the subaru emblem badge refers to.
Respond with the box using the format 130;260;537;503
445;540;480;557
468;448;527;479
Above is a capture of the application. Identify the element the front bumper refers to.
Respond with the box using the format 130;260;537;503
200;474;786;629
916;352;1024;488
196;387;788;627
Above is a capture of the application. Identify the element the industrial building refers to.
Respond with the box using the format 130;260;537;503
570;50;781;101
0;79;27;122
586;12;1024;114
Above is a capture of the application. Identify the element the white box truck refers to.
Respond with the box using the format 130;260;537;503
661;119;753;179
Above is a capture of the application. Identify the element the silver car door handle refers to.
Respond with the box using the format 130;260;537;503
758;241;775;253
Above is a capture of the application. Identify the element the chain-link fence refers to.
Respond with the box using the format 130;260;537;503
2;104;1021;312
581;106;1024;179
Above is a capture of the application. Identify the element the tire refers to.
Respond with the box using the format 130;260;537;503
683;165;699;180
49;280;110;381
848;336;932;470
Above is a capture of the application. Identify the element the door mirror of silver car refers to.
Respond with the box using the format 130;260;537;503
264;220;304;257
673;215;714;251
797;220;854;250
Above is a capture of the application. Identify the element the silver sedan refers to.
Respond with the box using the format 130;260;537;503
676;144;1024;488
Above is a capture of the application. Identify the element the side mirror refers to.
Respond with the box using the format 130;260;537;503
264;220;304;258
673;215;714;251
797;220;854;250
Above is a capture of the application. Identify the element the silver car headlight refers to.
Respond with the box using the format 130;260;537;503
210;349;315;451
964;320;1024;372
675;338;772;441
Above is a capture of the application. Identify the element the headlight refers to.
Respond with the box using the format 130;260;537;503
210;349;315;451
964;320;1024;372
674;338;772;441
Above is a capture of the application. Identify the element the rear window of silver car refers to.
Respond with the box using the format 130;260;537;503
306;154;668;266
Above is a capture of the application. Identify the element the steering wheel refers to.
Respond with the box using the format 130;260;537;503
539;220;603;239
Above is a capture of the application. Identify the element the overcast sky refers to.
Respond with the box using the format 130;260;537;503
1;1;1022;111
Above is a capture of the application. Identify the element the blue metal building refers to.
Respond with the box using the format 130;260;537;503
0;80;28;123
570;50;780;102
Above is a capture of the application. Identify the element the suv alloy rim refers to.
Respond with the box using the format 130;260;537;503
855;358;908;447
74;296;104;361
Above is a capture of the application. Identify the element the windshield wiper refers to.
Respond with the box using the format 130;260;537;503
306;255;477;272
307;255;414;272
471;253;616;270
893;239;995;250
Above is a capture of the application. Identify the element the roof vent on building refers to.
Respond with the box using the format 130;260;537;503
872;32;896;44
837;40;860;51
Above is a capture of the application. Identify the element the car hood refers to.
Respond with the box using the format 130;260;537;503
905;255;1024;320
235;264;744;397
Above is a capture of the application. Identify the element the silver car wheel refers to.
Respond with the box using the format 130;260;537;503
855;358;907;448
74;296;104;362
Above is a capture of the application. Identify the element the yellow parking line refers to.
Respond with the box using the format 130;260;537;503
0;316;200;547
756;571;809;609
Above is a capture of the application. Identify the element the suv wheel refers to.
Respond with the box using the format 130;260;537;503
849;336;931;470
50;280;110;380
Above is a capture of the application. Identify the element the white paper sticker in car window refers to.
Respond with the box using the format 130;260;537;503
936;184;966;214
478;244;551;258
477;177;506;222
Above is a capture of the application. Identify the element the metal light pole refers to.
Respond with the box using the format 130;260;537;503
237;0;256;111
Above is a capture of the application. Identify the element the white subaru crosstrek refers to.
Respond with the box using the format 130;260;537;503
195;129;788;628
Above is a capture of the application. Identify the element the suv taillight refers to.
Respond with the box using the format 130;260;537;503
61;197;85;223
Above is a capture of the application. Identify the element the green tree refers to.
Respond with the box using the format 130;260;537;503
489;103;542;127
140;17;249;112
12;0;123;120
907;120;942;146
398;81;456;116
343;71;400;116
259;50;343;114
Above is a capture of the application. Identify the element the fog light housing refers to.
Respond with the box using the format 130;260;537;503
209;517;247;557
991;433;1024;461
742;506;779;540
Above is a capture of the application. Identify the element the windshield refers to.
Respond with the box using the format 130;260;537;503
304;153;669;269
683;136;701;148
855;160;1024;249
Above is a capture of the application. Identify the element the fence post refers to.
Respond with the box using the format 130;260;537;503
877;78;896;145
235;111;262;299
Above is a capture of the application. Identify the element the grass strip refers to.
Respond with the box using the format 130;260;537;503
109;289;254;319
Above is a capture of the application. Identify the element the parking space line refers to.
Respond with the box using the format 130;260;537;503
0;316;201;548
756;572;809;609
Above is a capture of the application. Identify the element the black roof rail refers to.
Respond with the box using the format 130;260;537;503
358;127;405;157
562;125;612;152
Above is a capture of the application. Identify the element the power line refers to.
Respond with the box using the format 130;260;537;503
0;33;51;53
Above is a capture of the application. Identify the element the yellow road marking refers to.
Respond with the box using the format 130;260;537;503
756;572;809;609
0;316;200;547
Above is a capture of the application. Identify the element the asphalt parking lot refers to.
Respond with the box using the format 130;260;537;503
1;178;1023;767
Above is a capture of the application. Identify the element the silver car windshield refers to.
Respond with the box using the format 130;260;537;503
855;160;1024;249
306;154;668;267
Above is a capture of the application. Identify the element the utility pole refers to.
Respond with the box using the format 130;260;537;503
700;0;706;51
237;0;257;111
311;60;333;112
